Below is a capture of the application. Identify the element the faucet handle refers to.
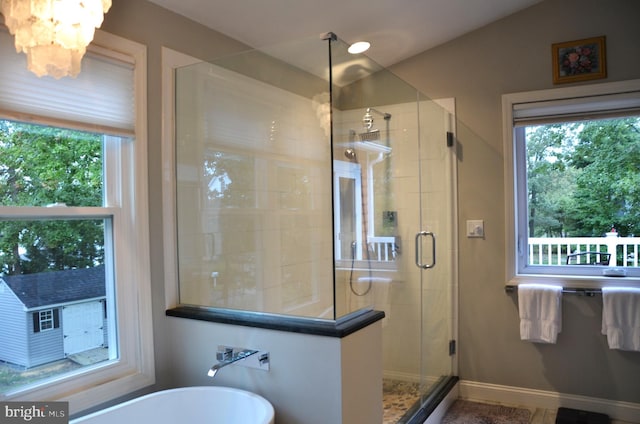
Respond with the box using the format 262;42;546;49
216;346;234;361
259;353;270;366
214;345;270;371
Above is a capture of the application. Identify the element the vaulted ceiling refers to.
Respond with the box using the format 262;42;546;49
148;0;542;67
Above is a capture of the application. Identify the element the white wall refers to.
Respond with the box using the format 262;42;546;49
391;0;640;405
165;316;382;424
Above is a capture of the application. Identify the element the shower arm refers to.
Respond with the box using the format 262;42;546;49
366;107;391;120
362;107;392;134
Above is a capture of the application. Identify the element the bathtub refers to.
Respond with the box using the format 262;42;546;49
70;386;275;424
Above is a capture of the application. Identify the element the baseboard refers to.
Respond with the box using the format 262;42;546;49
459;380;640;423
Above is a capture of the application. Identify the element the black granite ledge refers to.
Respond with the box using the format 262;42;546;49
166;306;385;338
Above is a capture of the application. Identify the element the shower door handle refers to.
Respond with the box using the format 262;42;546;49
415;231;436;269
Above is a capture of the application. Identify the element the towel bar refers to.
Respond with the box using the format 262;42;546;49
505;285;601;296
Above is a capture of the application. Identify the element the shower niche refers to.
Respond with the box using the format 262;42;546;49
172;32;457;421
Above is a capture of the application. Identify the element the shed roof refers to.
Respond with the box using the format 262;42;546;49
1;266;106;309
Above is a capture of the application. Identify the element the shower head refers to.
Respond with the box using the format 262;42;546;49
359;129;380;142
361;107;390;141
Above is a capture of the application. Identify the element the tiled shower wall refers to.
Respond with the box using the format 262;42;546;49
175;60;455;383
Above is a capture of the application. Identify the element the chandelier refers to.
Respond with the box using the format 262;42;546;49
0;0;112;79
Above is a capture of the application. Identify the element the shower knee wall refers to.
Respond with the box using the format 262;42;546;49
164;315;383;424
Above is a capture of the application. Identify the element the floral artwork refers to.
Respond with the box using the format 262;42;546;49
559;44;598;76
552;36;606;84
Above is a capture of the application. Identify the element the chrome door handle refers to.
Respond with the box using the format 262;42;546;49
415;231;436;269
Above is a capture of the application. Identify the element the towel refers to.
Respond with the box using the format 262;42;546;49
601;287;640;351
518;284;563;343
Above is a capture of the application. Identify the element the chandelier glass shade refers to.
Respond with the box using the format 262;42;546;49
0;0;112;79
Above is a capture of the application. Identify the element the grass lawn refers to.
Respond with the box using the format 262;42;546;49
0;359;81;393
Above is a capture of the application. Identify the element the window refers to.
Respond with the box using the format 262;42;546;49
333;144;397;267
333;160;363;262
35;310;58;332
39;310;54;332
0;29;153;414
504;79;640;284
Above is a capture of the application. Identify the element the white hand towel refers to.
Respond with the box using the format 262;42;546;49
518;284;563;344
601;287;640;351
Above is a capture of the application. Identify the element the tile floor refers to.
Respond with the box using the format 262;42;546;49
382;379;421;423
445;400;638;424
382;385;639;424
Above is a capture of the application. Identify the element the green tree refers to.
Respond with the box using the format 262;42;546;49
0;121;104;275
526;124;577;237
564;118;640;236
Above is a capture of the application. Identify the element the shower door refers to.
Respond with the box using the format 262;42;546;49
331;96;457;414
416;97;458;405
328;34;457;415
329;33;457;415
369;97;456;406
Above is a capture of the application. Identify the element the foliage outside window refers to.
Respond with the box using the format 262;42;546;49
0;121;114;393
0;30;152;415
0;122;104;274
504;80;640;282
524;118;640;239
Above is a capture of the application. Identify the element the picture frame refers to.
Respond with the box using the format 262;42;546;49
552;36;606;84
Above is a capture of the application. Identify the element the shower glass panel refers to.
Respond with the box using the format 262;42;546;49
174;32;456;419
329;38;457;414
418;94;458;405
175;37;335;318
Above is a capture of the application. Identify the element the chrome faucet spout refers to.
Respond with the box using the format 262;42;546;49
207;347;259;378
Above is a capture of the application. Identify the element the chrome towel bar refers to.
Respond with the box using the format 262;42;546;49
505;285;601;297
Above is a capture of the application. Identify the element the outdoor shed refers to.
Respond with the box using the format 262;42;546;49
0;266;107;368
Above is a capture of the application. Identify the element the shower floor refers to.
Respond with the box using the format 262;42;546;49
382;379;422;424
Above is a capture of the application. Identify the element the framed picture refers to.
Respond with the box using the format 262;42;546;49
552;36;606;84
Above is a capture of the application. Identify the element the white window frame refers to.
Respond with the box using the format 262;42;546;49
0;30;154;414
38;309;54;332
503;79;640;288
333;160;363;262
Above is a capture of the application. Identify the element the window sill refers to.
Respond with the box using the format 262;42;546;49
507;273;640;290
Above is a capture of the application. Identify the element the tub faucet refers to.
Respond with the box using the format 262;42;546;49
207;346;269;378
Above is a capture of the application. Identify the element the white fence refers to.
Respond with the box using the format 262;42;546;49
368;236;399;262
529;232;640;266
369;233;640;266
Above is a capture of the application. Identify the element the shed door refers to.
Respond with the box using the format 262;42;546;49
62;301;103;356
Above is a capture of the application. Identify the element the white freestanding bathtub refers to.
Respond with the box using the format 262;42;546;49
70;386;275;424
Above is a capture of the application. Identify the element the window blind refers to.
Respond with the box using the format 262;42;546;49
513;91;640;126
0;30;135;136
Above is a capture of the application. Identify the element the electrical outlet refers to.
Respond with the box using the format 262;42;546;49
467;220;484;238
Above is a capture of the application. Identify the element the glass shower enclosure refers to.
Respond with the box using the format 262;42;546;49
174;32;457;421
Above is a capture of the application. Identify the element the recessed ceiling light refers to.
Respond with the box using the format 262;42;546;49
348;41;370;54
